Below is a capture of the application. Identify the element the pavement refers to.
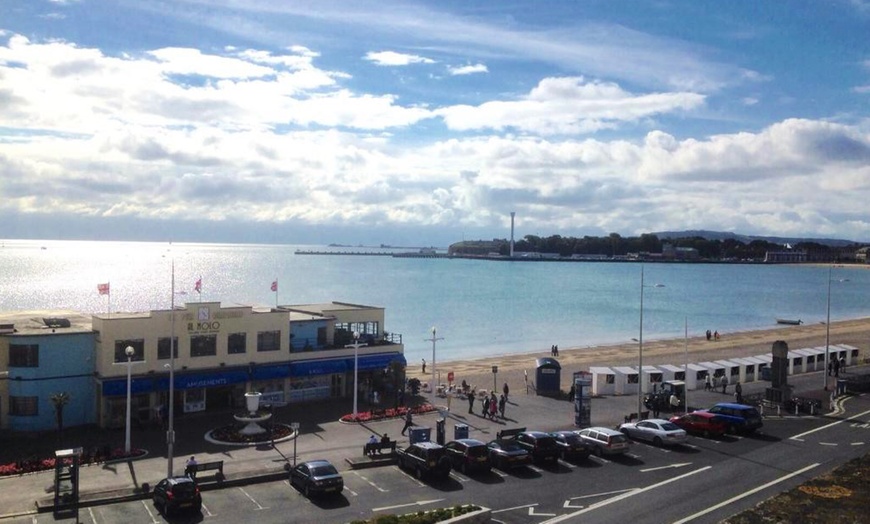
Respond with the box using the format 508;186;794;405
0;364;866;520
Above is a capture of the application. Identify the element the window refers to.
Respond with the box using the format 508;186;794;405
257;331;280;352
190;335;217;357
157;337;179;360
228;333;247;354
9;344;39;367
605;374;615;384
10;396;38;416
317;327;327;346
114;340;144;362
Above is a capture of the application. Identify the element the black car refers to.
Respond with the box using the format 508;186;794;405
550;430;592;461
486;439;532;470
396;442;451;480
152;476;202;516
515;431;561;464
444;438;491;474
289;460;344;498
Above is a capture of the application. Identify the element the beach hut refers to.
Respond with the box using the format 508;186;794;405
589;366;616;396
785;350;807;375
714;359;743;385
611;366;638;396
755;354;773;380
640;365;663;394
685;363;709;390
535;358;562;396
832;344;859;366
794;348;823;373
655;364;686;383
697;361;726;383
730;357;760;383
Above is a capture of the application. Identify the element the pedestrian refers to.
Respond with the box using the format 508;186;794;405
554;345;559;356
489;394;498;420
706;329;711;341
735;381;743;404
568;383;575;402
828;359;833;376
651;396;661;418
714;330;720;340
829;390;836;411
498;394;506;419
550;344;555;356
721;374;728;395
482;395;490;417
503;382;509;401
185;456;198;478
467;390;475;413
421;358;426;374
833;357;840;377
839;356;846;374
704;374;712;392
401;410;413;436
367;435;378;456
669;393;680;411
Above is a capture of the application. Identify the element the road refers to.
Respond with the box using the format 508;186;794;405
7;394;868;524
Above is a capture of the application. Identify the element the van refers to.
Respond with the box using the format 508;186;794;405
702;403;763;434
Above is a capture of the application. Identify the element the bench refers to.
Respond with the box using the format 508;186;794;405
364;441;397;456
186;460;224;482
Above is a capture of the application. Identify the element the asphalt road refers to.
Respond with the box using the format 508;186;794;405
8;394;869;524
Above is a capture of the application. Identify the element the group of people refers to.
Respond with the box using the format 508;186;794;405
828;356;846;377
366;433;392;455
705;329;720;341
703;374;743;402
466;382;509;421
550;344;559;356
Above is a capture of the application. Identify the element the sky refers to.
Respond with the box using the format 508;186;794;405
1;0;869;247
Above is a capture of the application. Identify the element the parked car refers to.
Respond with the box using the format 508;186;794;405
152;476;202;516
669;411;728;438
396;442;451;480
618;418;688;446
486;439;532;470
698;403;763;434
289;460;344;498
514;431;561;464
574;427;630;457
550;430;593;461
444;439;491;474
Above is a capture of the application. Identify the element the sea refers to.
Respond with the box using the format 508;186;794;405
2;239;869;365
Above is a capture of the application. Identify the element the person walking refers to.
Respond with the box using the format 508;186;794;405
669;393;680;412
482;395;490;417
704;374;712;392
503;382;510;402
421;358;426;374
489;393;498;420
400;410;413;436
467;390;475;414
833;357;840;377
721;374;728;395
498;394;506;419
735;381;743;404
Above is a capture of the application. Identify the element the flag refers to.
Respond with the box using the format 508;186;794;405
271;280;278;292
194;277;202;293
97;283;110;295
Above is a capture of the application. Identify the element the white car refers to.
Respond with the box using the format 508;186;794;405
618;418;687;446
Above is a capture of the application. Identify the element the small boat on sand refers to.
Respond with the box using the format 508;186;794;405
776;318;802;325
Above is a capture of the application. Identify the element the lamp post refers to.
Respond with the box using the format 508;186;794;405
346;332;366;420
637;265;665;418
823;266;849;391
425;327;443;395
167;259;178;478
124;345;135;454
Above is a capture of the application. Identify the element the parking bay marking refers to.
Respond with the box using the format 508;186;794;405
373;499;445;512
351;471;389;492
237;487;268;511
139;499;160;524
640;462;692;473
201;501;215;517
564;488;636;508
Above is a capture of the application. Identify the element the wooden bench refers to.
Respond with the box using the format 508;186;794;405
186;460;224;482
364;441;397;456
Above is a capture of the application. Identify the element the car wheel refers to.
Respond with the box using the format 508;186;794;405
729;424;738;435
653;437;663;447
594;446;602;457
163;501;171;518
304;485;311;498
415;467;423;480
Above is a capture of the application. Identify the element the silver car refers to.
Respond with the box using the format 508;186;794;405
618;418;687;447
574;427;630;456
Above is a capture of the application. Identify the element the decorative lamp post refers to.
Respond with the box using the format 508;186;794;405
637;265;665;418
346;332;366;420
823;266;849;391
124;345;135;454
425;327;443;394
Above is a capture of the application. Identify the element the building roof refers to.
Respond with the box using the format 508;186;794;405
0;310;93;336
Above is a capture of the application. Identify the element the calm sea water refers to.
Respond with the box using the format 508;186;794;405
2;239;868;364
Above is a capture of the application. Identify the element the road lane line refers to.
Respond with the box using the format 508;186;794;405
540;466;711;523
790;408;870;440
671;462;820;524
201;501;214;517
87;506;98;524
372;498;444;512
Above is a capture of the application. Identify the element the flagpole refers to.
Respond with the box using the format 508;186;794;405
275;279;278;308
107;280;111;317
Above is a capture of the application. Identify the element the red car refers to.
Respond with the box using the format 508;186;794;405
669;411;727;438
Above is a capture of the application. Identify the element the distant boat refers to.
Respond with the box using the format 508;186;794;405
776;318;802;325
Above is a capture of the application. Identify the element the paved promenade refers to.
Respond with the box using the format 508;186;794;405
0;364;864;520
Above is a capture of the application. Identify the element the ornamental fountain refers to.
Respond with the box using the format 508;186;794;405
205;391;295;446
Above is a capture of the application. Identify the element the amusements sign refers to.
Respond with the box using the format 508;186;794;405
573;371;592;428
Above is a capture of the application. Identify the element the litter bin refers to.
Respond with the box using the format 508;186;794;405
454;424;469;440
409;427;431;444
436;418;445;445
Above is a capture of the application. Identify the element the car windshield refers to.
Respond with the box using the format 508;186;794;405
660;422;681;431
171;482;197;496
610;434;628;444
498;441;523;452
310;464;338;476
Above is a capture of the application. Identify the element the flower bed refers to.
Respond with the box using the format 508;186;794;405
0;447;147;477
339;404;437;424
208;423;294;444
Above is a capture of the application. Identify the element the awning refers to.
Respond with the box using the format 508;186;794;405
353;352;407;371
290;358;348;377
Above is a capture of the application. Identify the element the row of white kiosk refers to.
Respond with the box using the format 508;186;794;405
588;344;860;396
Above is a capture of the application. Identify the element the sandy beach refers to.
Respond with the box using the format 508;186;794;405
408;317;870;395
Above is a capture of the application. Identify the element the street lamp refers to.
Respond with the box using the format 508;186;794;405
823;266;849;390
124;345;135;454
425;327;443;394
345;332;367;420
637;265;665;418
166;259;178;478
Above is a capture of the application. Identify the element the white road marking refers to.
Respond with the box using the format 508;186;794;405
558;459;576;469
671;463;820;524
450;471;471;482
819;442;838;446
540;466;712;524
372;498;445;512
563;489;637;509
790;408;870;440
640;462;692;473
851;442;865;446
395;468;426;487
201;501;214;517
352;470;390;492
492;469;508;477
237;486;268;510
492;503;538;514
87;507;98;524
529;506;557;517
528;465;544;473
139;499;160;524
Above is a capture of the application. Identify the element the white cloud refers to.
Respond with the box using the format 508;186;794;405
448;63;488;76
364;51;435;66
